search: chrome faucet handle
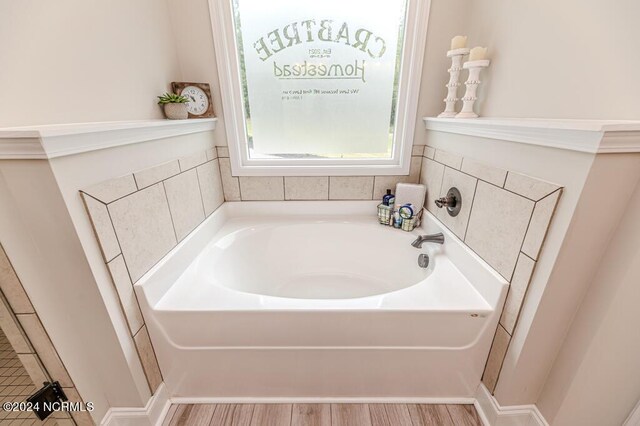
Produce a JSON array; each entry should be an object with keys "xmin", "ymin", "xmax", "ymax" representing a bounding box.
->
[
  {"xmin": 435, "ymin": 195, "xmax": 456, "ymax": 208},
  {"xmin": 434, "ymin": 187, "xmax": 462, "ymax": 217}
]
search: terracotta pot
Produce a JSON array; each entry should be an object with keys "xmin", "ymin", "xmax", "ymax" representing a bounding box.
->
[{"xmin": 163, "ymin": 103, "xmax": 188, "ymax": 120}]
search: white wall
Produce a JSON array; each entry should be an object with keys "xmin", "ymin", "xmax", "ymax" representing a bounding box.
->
[
  {"xmin": 166, "ymin": 0, "xmax": 229, "ymax": 147},
  {"xmin": 413, "ymin": 0, "xmax": 471, "ymax": 144},
  {"xmin": 460, "ymin": 0, "xmax": 640, "ymax": 119},
  {"xmin": 536, "ymin": 181, "xmax": 640, "ymax": 425},
  {"xmin": 0, "ymin": 0, "xmax": 180, "ymax": 127}
]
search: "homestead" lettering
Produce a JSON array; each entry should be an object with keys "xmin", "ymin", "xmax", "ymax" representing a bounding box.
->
[{"xmin": 273, "ymin": 60, "xmax": 366, "ymax": 83}]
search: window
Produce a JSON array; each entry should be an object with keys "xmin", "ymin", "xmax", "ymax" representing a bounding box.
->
[{"xmin": 210, "ymin": 0, "xmax": 429, "ymax": 175}]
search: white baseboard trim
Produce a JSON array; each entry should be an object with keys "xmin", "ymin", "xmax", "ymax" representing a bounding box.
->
[
  {"xmin": 170, "ymin": 396, "xmax": 475, "ymax": 405},
  {"xmin": 474, "ymin": 383, "xmax": 548, "ymax": 426},
  {"xmin": 100, "ymin": 382, "xmax": 550, "ymax": 426},
  {"xmin": 100, "ymin": 383, "xmax": 170, "ymax": 426}
]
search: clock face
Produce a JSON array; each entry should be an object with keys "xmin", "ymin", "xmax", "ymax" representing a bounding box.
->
[{"xmin": 181, "ymin": 86, "xmax": 209, "ymax": 115}]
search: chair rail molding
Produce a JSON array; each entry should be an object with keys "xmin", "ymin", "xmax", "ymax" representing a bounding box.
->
[
  {"xmin": 424, "ymin": 117, "xmax": 640, "ymax": 154},
  {"xmin": 0, "ymin": 118, "xmax": 217, "ymax": 160}
]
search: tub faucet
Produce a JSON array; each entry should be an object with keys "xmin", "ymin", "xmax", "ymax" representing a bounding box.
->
[{"xmin": 411, "ymin": 233, "xmax": 444, "ymax": 248}]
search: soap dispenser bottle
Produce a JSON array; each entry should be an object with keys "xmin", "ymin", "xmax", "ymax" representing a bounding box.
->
[{"xmin": 382, "ymin": 189, "xmax": 395, "ymax": 206}]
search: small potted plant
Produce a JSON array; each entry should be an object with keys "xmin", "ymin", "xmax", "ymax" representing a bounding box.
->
[{"xmin": 158, "ymin": 92, "xmax": 190, "ymax": 119}]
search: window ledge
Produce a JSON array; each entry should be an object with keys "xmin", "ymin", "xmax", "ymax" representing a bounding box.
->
[
  {"xmin": 0, "ymin": 118, "xmax": 217, "ymax": 159},
  {"xmin": 424, "ymin": 117, "xmax": 640, "ymax": 154}
]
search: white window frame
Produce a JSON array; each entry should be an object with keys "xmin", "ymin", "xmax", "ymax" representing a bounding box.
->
[{"xmin": 208, "ymin": 0, "xmax": 431, "ymax": 176}]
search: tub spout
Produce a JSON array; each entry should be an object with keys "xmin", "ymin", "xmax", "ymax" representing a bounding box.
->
[{"xmin": 411, "ymin": 233, "xmax": 444, "ymax": 248}]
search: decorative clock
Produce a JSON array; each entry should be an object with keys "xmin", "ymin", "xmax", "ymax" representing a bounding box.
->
[{"xmin": 171, "ymin": 82, "xmax": 214, "ymax": 118}]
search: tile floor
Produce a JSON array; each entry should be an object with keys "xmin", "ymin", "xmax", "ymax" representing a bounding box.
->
[{"xmin": 0, "ymin": 328, "xmax": 60, "ymax": 425}]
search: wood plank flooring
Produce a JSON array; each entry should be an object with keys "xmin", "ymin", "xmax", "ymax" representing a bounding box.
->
[{"xmin": 164, "ymin": 403, "xmax": 482, "ymax": 426}]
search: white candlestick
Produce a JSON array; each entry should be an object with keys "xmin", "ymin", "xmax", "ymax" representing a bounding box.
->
[
  {"xmin": 438, "ymin": 48, "xmax": 470, "ymax": 118},
  {"xmin": 456, "ymin": 59, "xmax": 491, "ymax": 118},
  {"xmin": 450, "ymin": 35, "xmax": 467, "ymax": 50},
  {"xmin": 469, "ymin": 46, "xmax": 488, "ymax": 61}
]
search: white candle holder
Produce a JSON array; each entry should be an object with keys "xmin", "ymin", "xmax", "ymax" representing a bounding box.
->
[
  {"xmin": 456, "ymin": 59, "xmax": 491, "ymax": 118},
  {"xmin": 438, "ymin": 48, "xmax": 470, "ymax": 118}
]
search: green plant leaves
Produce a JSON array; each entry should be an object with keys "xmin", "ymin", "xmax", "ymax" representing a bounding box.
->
[{"xmin": 157, "ymin": 92, "xmax": 189, "ymax": 104}]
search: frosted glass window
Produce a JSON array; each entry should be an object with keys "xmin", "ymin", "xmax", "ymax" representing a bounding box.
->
[{"xmin": 232, "ymin": 0, "xmax": 407, "ymax": 159}]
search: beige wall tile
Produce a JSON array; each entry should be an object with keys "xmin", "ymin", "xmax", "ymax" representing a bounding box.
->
[
  {"xmin": 178, "ymin": 151, "xmax": 207, "ymax": 171},
  {"xmin": 134, "ymin": 326, "xmax": 162, "ymax": 393},
  {"xmin": 329, "ymin": 177, "xmax": 374, "ymax": 200},
  {"xmin": 410, "ymin": 155, "xmax": 422, "ymax": 182},
  {"xmin": 461, "ymin": 158, "xmax": 508, "ymax": 187},
  {"xmin": 133, "ymin": 160, "xmax": 180, "ymax": 190},
  {"xmin": 373, "ymin": 176, "xmax": 412, "ymax": 201},
  {"xmin": 424, "ymin": 146, "xmax": 436, "ymax": 159},
  {"xmin": 482, "ymin": 325, "xmax": 511, "ymax": 393},
  {"xmin": 500, "ymin": 254, "xmax": 536, "ymax": 334},
  {"xmin": 436, "ymin": 167, "xmax": 478, "ymax": 240},
  {"xmin": 420, "ymin": 158, "xmax": 445, "ymax": 214},
  {"xmin": 16, "ymin": 314, "xmax": 73, "ymax": 387},
  {"xmin": 239, "ymin": 176, "xmax": 285, "ymax": 200},
  {"xmin": 522, "ymin": 190, "xmax": 562, "ymax": 260},
  {"xmin": 107, "ymin": 255, "xmax": 144, "ymax": 335},
  {"xmin": 0, "ymin": 298, "xmax": 31, "ymax": 354},
  {"xmin": 62, "ymin": 387, "xmax": 94, "ymax": 426},
  {"xmin": 504, "ymin": 171, "xmax": 560, "ymax": 201},
  {"xmin": 465, "ymin": 182, "xmax": 534, "ymax": 280},
  {"xmin": 0, "ymin": 245, "xmax": 34, "ymax": 314},
  {"xmin": 284, "ymin": 177, "xmax": 329, "ymax": 200},
  {"xmin": 434, "ymin": 149, "xmax": 463, "ymax": 169},
  {"xmin": 197, "ymin": 160, "xmax": 224, "ymax": 215},
  {"xmin": 164, "ymin": 170, "xmax": 205, "ymax": 241},
  {"xmin": 412, "ymin": 145, "xmax": 425, "ymax": 156},
  {"xmin": 373, "ymin": 157, "xmax": 422, "ymax": 200},
  {"xmin": 216, "ymin": 146, "xmax": 230, "ymax": 158},
  {"xmin": 17, "ymin": 354, "xmax": 48, "ymax": 387},
  {"xmin": 205, "ymin": 148, "xmax": 217, "ymax": 161},
  {"xmin": 218, "ymin": 158, "xmax": 241, "ymax": 201},
  {"xmin": 81, "ymin": 194, "xmax": 120, "ymax": 262},
  {"xmin": 83, "ymin": 174, "xmax": 137, "ymax": 203},
  {"xmin": 108, "ymin": 184, "xmax": 177, "ymax": 282}
]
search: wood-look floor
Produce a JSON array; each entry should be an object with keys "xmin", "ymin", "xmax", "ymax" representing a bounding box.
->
[{"xmin": 163, "ymin": 403, "xmax": 482, "ymax": 426}]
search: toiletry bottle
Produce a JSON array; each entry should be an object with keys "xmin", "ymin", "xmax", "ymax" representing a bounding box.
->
[
  {"xmin": 393, "ymin": 203, "xmax": 403, "ymax": 228},
  {"xmin": 382, "ymin": 189, "xmax": 395, "ymax": 206}
]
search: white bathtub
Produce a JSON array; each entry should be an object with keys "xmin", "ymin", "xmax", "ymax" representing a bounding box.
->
[{"xmin": 135, "ymin": 201, "xmax": 507, "ymax": 402}]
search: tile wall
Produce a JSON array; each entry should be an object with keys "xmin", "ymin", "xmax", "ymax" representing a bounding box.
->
[
  {"xmin": 82, "ymin": 143, "xmax": 561, "ymax": 399},
  {"xmin": 419, "ymin": 147, "xmax": 562, "ymax": 393},
  {"xmin": 81, "ymin": 148, "xmax": 224, "ymax": 396},
  {"xmin": 217, "ymin": 146, "xmax": 425, "ymax": 201},
  {"xmin": 0, "ymin": 244, "xmax": 90, "ymax": 425}
]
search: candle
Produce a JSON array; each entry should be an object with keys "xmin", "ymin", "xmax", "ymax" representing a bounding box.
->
[
  {"xmin": 469, "ymin": 47, "xmax": 488, "ymax": 61},
  {"xmin": 450, "ymin": 35, "xmax": 467, "ymax": 50}
]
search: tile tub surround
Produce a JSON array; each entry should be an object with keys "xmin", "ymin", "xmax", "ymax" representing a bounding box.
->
[
  {"xmin": 0, "ymin": 244, "xmax": 89, "ymax": 426},
  {"xmin": 419, "ymin": 146, "xmax": 562, "ymax": 393},
  {"xmin": 215, "ymin": 146, "xmax": 424, "ymax": 201},
  {"xmin": 81, "ymin": 148, "xmax": 225, "ymax": 396}
]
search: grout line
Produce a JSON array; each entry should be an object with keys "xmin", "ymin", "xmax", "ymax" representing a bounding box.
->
[
  {"xmin": 281, "ymin": 176, "xmax": 285, "ymax": 201},
  {"xmin": 370, "ymin": 176, "xmax": 375, "ymax": 200},
  {"xmin": 193, "ymin": 166, "xmax": 208, "ymax": 218},
  {"xmin": 283, "ymin": 176, "xmax": 289, "ymax": 200},
  {"xmin": 161, "ymin": 182, "xmax": 180, "ymax": 244},
  {"xmin": 132, "ymin": 173, "xmax": 140, "ymax": 191},
  {"xmin": 521, "ymin": 251, "xmax": 536, "ymax": 263},
  {"xmin": 462, "ymin": 178, "xmax": 479, "ymax": 242}
]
